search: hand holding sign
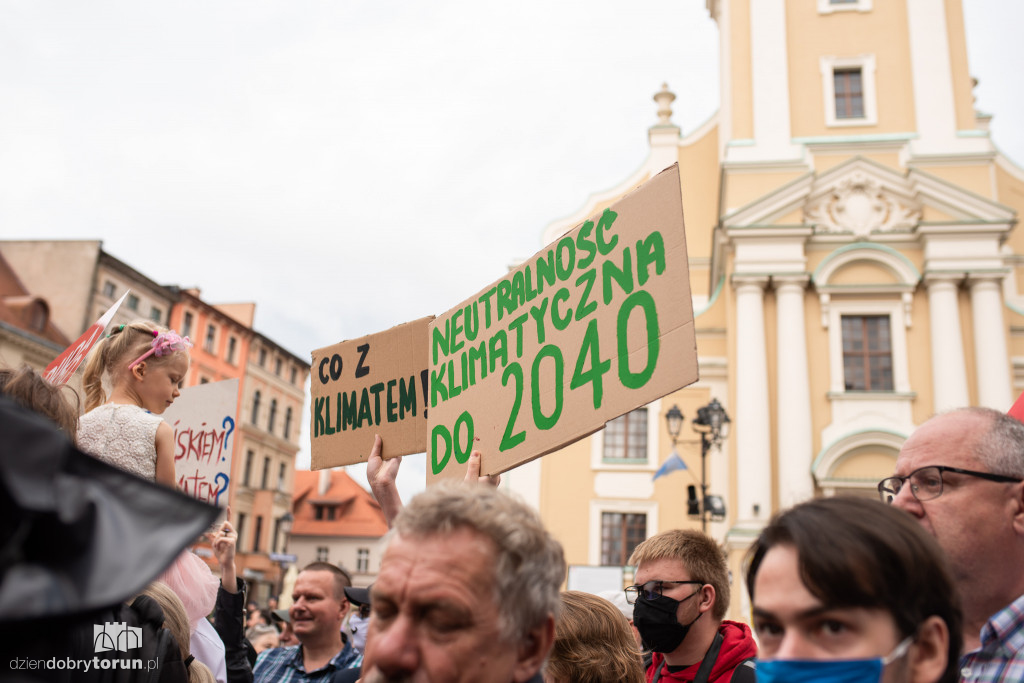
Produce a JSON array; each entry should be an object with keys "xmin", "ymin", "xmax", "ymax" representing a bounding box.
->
[
  {"xmin": 464, "ymin": 450, "xmax": 501, "ymax": 487},
  {"xmin": 367, "ymin": 435, "xmax": 502, "ymax": 527},
  {"xmin": 367, "ymin": 434, "xmax": 404, "ymax": 527}
]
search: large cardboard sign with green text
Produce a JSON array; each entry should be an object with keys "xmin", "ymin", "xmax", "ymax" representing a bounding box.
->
[
  {"xmin": 427, "ymin": 164, "xmax": 697, "ymax": 481},
  {"xmin": 310, "ymin": 317, "xmax": 432, "ymax": 469}
]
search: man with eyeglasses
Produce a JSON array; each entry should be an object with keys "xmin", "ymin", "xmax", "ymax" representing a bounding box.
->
[
  {"xmin": 625, "ymin": 529, "xmax": 756, "ymax": 682},
  {"xmin": 878, "ymin": 407, "xmax": 1024, "ymax": 682}
]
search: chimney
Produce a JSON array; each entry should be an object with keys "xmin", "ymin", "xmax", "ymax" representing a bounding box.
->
[{"xmin": 318, "ymin": 468, "xmax": 331, "ymax": 496}]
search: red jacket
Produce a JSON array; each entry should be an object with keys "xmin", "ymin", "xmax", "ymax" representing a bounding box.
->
[{"xmin": 645, "ymin": 620, "xmax": 757, "ymax": 683}]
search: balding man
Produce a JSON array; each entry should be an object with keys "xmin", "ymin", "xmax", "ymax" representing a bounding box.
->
[
  {"xmin": 254, "ymin": 562, "xmax": 360, "ymax": 682},
  {"xmin": 360, "ymin": 481, "xmax": 565, "ymax": 683},
  {"xmin": 879, "ymin": 407, "xmax": 1024, "ymax": 682}
]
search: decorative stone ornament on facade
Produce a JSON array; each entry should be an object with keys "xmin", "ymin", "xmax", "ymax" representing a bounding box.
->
[
  {"xmin": 804, "ymin": 171, "xmax": 921, "ymax": 236},
  {"xmin": 653, "ymin": 83, "xmax": 676, "ymax": 125}
]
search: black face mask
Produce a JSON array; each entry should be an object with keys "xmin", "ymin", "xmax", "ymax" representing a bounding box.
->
[{"xmin": 633, "ymin": 589, "xmax": 702, "ymax": 653}]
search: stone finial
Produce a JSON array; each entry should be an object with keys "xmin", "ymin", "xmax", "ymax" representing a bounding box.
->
[{"xmin": 653, "ymin": 83, "xmax": 676, "ymax": 125}]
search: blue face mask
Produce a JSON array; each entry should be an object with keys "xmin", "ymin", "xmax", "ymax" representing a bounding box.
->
[{"xmin": 755, "ymin": 636, "xmax": 913, "ymax": 683}]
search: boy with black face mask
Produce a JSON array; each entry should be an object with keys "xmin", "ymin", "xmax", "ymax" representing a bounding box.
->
[{"xmin": 626, "ymin": 530, "xmax": 756, "ymax": 683}]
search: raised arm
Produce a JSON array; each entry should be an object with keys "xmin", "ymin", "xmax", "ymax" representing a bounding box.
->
[
  {"xmin": 368, "ymin": 436, "xmax": 501, "ymax": 529},
  {"xmin": 212, "ymin": 516, "xmax": 238, "ymax": 592},
  {"xmin": 367, "ymin": 434, "xmax": 404, "ymax": 528},
  {"xmin": 211, "ymin": 515, "xmax": 253, "ymax": 683}
]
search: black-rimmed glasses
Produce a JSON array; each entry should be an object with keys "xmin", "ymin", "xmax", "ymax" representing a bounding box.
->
[
  {"xmin": 878, "ymin": 465, "xmax": 1022, "ymax": 504},
  {"xmin": 624, "ymin": 580, "xmax": 703, "ymax": 605}
]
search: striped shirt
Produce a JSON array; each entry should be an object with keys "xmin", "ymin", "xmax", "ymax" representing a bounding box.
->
[{"xmin": 959, "ymin": 593, "xmax": 1024, "ymax": 683}]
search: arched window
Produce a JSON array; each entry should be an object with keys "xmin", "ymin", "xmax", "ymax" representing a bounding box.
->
[{"xmin": 251, "ymin": 390, "xmax": 261, "ymax": 425}]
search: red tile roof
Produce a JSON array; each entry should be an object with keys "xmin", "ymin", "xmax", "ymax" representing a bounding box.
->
[
  {"xmin": 0, "ymin": 253, "xmax": 71, "ymax": 348},
  {"xmin": 291, "ymin": 469, "xmax": 388, "ymax": 538}
]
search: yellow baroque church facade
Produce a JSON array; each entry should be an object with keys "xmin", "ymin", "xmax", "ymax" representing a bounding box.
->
[{"xmin": 502, "ymin": 0, "xmax": 1024, "ymax": 621}]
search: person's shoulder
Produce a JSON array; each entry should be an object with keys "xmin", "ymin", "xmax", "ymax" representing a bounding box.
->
[
  {"xmin": 192, "ymin": 617, "xmax": 226, "ymax": 651},
  {"xmin": 720, "ymin": 619, "xmax": 755, "ymax": 644},
  {"xmin": 255, "ymin": 644, "xmax": 300, "ymax": 670},
  {"xmin": 331, "ymin": 668, "xmax": 361, "ymax": 683},
  {"xmin": 331, "ymin": 641, "xmax": 361, "ymax": 669},
  {"xmin": 77, "ymin": 403, "xmax": 111, "ymax": 426},
  {"xmin": 714, "ymin": 621, "xmax": 758, "ymax": 676}
]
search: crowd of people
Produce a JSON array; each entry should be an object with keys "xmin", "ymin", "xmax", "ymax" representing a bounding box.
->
[{"xmin": 2, "ymin": 319, "xmax": 1024, "ymax": 682}]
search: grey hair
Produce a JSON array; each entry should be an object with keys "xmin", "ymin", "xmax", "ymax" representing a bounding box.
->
[
  {"xmin": 391, "ymin": 481, "xmax": 565, "ymax": 644},
  {"xmin": 958, "ymin": 406, "xmax": 1024, "ymax": 477}
]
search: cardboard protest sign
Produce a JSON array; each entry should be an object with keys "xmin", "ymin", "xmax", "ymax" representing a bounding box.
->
[
  {"xmin": 44, "ymin": 291, "xmax": 130, "ymax": 386},
  {"xmin": 162, "ymin": 378, "xmax": 239, "ymax": 506},
  {"xmin": 427, "ymin": 164, "xmax": 697, "ymax": 481},
  {"xmin": 310, "ymin": 317, "xmax": 432, "ymax": 469}
]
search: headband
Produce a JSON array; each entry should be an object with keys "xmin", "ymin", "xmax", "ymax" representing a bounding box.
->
[{"xmin": 128, "ymin": 330, "xmax": 194, "ymax": 369}]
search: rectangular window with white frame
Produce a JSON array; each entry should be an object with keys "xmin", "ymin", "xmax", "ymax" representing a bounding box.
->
[
  {"xmin": 825, "ymin": 299, "xmax": 910, "ymax": 395},
  {"xmin": 821, "ymin": 55, "xmax": 877, "ymax": 127},
  {"xmin": 834, "ymin": 68, "xmax": 864, "ymax": 119},
  {"xmin": 841, "ymin": 314, "xmax": 893, "ymax": 391},
  {"xmin": 357, "ymin": 548, "xmax": 370, "ymax": 573},
  {"xmin": 316, "ymin": 546, "xmax": 329, "ymax": 562},
  {"xmin": 602, "ymin": 408, "xmax": 649, "ymax": 462},
  {"xmin": 600, "ymin": 512, "xmax": 647, "ymax": 566}
]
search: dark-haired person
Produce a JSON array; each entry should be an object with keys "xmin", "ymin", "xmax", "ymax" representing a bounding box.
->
[
  {"xmin": 746, "ymin": 496, "xmax": 961, "ymax": 683},
  {"xmin": 254, "ymin": 562, "xmax": 359, "ymax": 683},
  {"xmin": 627, "ymin": 529, "xmax": 756, "ymax": 682},
  {"xmin": 880, "ymin": 407, "xmax": 1024, "ymax": 681},
  {"xmin": 342, "ymin": 584, "xmax": 372, "ymax": 655}
]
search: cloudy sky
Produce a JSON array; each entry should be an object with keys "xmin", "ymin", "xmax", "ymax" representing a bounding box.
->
[{"xmin": 3, "ymin": 1, "xmax": 1022, "ymax": 500}]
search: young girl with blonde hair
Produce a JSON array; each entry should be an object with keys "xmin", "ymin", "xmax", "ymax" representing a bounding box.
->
[
  {"xmin": 78, "ymin": 320, "xmax": 190, "ymax": 485},
  {"xmin": 77, "ymin": 320, "xmax": 220, "ymax": 632}
]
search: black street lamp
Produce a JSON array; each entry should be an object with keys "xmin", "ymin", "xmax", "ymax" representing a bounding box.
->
[
  {"xmin": 664, "ymin": 399, "xmax": 731, "ymax": 532},
  {"xmin": 665, "ymin": 405, "xmax": 684, "ymax": 445}
]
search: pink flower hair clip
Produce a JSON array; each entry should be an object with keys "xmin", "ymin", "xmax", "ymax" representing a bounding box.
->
[{"xmin": 129, "ymin": 329, "xmax": 194, "ymax": 369}]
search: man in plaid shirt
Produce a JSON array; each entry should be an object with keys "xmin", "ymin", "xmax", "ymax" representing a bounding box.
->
[
  {"xmin": 881, "ymin": 408, "xmax": 1024, "ymax": 682},
  {"xmin": 254, "ymin": 562, "xmax": 361, "ymax": 682}
]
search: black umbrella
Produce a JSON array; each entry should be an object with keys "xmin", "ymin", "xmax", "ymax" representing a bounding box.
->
[{"xmin": 0, "ymin": 396, "xmax": 221, "ymax": 622}]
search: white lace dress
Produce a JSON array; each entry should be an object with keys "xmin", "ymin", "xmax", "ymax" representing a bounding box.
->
[
  {"xmin": 77, "ymin": 403, "xmax": 162, "ymax": 481},
  {"xmin": 77, "ymin": 402, "xmax": 220, "ymax": 630}
]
